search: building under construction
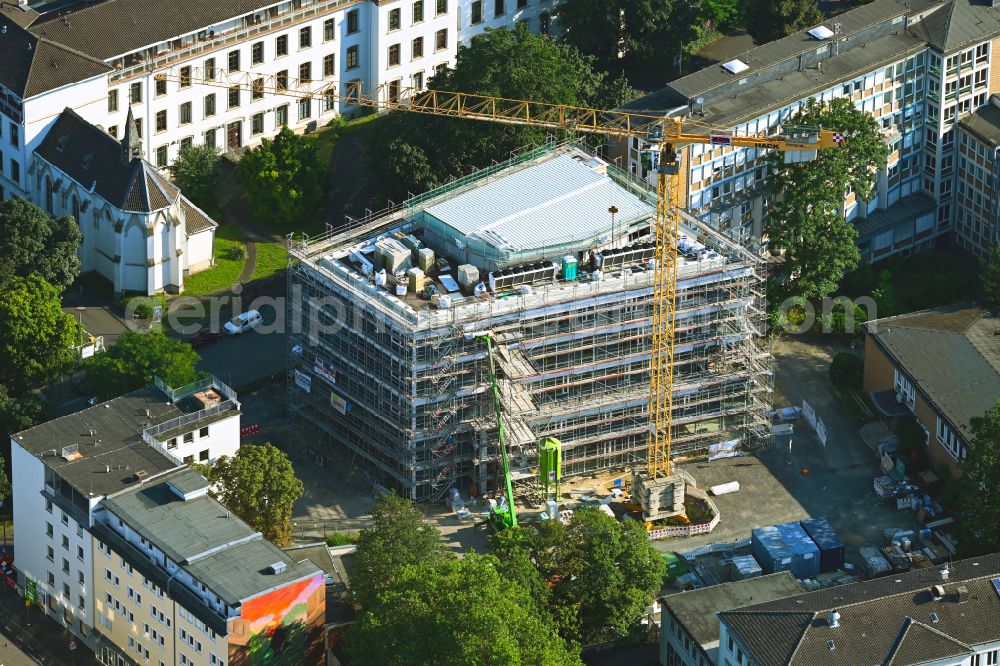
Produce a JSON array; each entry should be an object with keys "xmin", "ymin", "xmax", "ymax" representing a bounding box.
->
[{"xmin": 286, "ymin": 142, "xmax": 772, "ymax": 502}]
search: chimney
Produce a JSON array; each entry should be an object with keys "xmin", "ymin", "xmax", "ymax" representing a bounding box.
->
[
  {"xmin": 941, "ymin": 565, "xmax": 950, "ymax": 581},
  {"xmin": 931, "ymin": 585, "xmax": 946, "ymax": 600},
  {"xmin": 956, "ymin": 585, "xmax": 969, "ymax": 603},
  {"xmin": 827, "ymin": 610, "xmax": 840, "ymax": 628}
]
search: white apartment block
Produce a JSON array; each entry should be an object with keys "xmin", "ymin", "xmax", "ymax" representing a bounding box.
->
[
  {"xmin": 618, "ymin": 0, "xmax": 1000, "ymax": 261},
  {"xmin": 9, "ymin": 376, "xmax": 241, "ymax": 649}
]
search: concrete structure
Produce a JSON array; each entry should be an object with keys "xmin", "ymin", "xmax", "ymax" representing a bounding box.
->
[
  {"xmin": 286, "ymin": 142, "xmax": 772, "ymax": 501},
  {"xmin": 862, "ymin": 304, "xmax": 1000, "ymax": 476},
  {"xmin": 955, "ymin": 94, "xmax": 1000, "ymax": 258},
  {"xmin": 718, "ymin": 553, "xmax": 1000, "ymax": 666},
  {"xmin": 660, "ymin": 572, "xmax": 803, "ymax": 666},
  {"xmin": 9, "ymin": 376, "xmax": 240, "ymax": 651},
  {"xmin": 616, "ymin": 0, "xmax": 1000, "ymax": 261}
]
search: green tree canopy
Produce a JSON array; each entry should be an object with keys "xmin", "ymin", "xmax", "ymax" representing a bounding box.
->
[
  {"xmin": 981, "ymin": 245, "xmax": 1000, "ymax": 309},
  {"xmin": 744, "ymin": 0, "xmax": 823, "ymax": 44},
  {"xmin": 369, "ymin": 26, "xmax": 619, "ymax": 202},
  {"xmin": 955, "ymin": 400, "xmax": 1000, "ymax": 555},
  {"xmin": 0, "ymin": 198, "xmax": 82, "ymax": 292},
  {"xmin": 350, "ymin": 492, "xmax": 445, "ymax": 610},
  {"xmin": 203, "ymin": 443, "xmax": 304, "ymax": 547},
  {"xmin": 765, "ymin": 98, "xmax": 889, "ymax": 307},
  {"xmin": 0, "ymin": 276, "xmax": 82, "ymax": 390},
  {"xmin": 169, "ymin": 145, "xmax": 221, "ymax": 218},
  {"xmin": 345, "ymin": 553, "xmax": 582, "ymax": 666},
  {"xmin": 85, "ymin": 331, "xmax": 202, "ymax": 400},
  {"xmin": 235, "ymin": 127, "xmax": 329, "ymax": 225}
]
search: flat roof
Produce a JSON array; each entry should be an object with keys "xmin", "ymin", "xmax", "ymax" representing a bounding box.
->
[
  {"xmin": 662, "ymin": 572, "xmax": 804, "ymax": 648},
  {"xmin": 854, "ymin": 192, "xmax": 937, "ymax": 239},
  {"xmin": 959, "ymin": 102, "xmax": 1000, "ymax": 148},
  {"xmin": 422, "ymin": 152, "xmax": 653, "ymax": 255}
]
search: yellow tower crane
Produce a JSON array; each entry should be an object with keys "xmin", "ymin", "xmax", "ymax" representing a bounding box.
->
[{"xmin": 154, "ymin": 71, "xmax": 845, "ymax": 515}]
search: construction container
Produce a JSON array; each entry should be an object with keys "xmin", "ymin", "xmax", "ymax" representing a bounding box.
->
[
  {"xmin": 800, "ymin": 517, "xmax": 846, "ymax": 573},
  {"xmin": 456, "ymin": 264, "xmax": 480, "ymax": 290},
  {"xmin": 377, "ymin": 239, "xmax": 411, "ymax": 273},
  {"xmin": 539, "ymin": 437, "xmax": 561, "ymax": 496},
  {"xmin": 661, "ymin": 552, "xmax": 690, "ymax": 582},
  {"xmin": 752, "ymin": 523, "xmax": 820, "ymax": 578},
  {"xmin": 417, "ymin": 247, "xmax": 436, "ymax": 273},
  {"xmin": 730, "ymin": 554, "xmax": 762, "ymax": 580},
  {"xmin": 562, "ymin": 255, "xmax": 578, "ymax": 281}
]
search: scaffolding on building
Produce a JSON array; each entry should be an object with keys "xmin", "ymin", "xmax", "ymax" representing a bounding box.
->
[{"xmin": 285, "ymin": 141, "xmax": 773, "ymax": 502}]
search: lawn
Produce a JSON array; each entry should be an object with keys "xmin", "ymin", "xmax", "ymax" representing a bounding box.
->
[
  {"xmin": 251, "ymin": 241, "xmax": 289, "ymax": 281},
  {"xmin": 310, "ymin": 111, "xmax": 382, "ymax": 164},
  {"xmin": 182, "ymin": 225, "xmax": 246, "ymax": 296}
]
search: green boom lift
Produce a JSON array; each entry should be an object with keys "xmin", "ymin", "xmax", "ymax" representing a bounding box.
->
[{"xmin": 478, "ymin": 334, "xmax": 518, "ymax": 532}]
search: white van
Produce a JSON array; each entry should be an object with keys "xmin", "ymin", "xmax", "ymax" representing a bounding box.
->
[{"xmin": 224, "ymin": 309, "xmax": 262, "ymax": 335}]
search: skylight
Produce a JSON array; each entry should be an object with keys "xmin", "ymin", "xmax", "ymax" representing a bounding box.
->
[
  {"xmin": 722, "ymin": 59, "xmax": 749, "ymax": 75},
  {"xmin": 808, "ymin": 26, "xmax": 835, "ymax": 40}
]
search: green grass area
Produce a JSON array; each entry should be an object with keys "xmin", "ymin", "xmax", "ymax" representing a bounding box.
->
[
  {"xmin": 251, "ymin": 242, "xmax": 289, "ymax": 281},
  {"xmin": 181, "ymin": 225, "xmax": 246, "ymax": 296},
  {"xmin": 310, "ymin": 112, "xmax": 382, "ymax": 164}
]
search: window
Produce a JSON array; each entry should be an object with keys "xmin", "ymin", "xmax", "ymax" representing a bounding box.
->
[
  {"xmin": 205, "ymin": 58, "xmax": 216, "ymax": 80},
  {"xmin": 46, "ymin": 522, "xmax": 54, "ymax": 537},
  {"xmin": 135, "ymin": 119, "xmax": 143, "ymax": 138},
  {"xmin": 180, "ymin": 102, "xmax": 192, "ymax": 124},
  {"xmin": 228, "ymin": 86, "xmax": 240, "ymax": 109},
  {"xmin": 63, "ymin": 583, "xmax": 70, "ymax": 597},
  {"xmin": 62, "ymin": 535, "xmax": 69, "ymax": 550},
  {"xmin": 437, "ymin": 0, "xmax": 447, "ymax": 15},
  {"xmin": 893, "ymin": 369, "xmax": 915, "ymax": 411},
  {"xmin": 298, "ymin": 97, "xmax": 312, "ymax": 120},
  {"xmin": 62, "ymin": 558, "xmax": 70, "ymax": 574},
  {"xmin": 494, "ymin": 0, "xmax": 504, "ymax": 17},
  {"xmin": 204, "ymin": 93, "xmax": 216, "ymax": 117},
  {"xmin": 347, "ymin": 9, "xmax": 359, "ymax": 33},
  {"xmin": 77, "ymin": 545, "xmax": 84, "ymax": 561},
  {"xmin": 300, "ymin": 26, "xmax": 312, "ymax": 49},
  {"xmin": 205, "ymin": 128, "xmax": 217, "ymax": 149},
  {"xmin": 252, "ymin": 113, "xmax": 264, "ymax": 135},
  {"xmin": 412, "ymin": 36, "xmax": 423, "ymax": 59},
  {"xmin": 47, "ymin": 571, "xmax": 55, "ymax": 586},
  {"xmin": 539, "ymin": 11, "xmax": 550, "ymax": 34},
  {"xmin": 471, "ymin": 0, "xmax": 483, "ymax": 24},
  {"xmin": 108, "ymin": 89, "xmax": 119, "ymax": 112},
  {"xmin": 299, "ymin": 61, "xmax": 312, "ymax": 83},
  {"xmin": 435, "ymin": 29, "xmax": 447, "ymax": 51},
  {"xmin": 156, "ymin": 146, "xmax": 168, "ymax": 167},
  {"xmin": 199, "ymin": 426, "xmax": 209, "ymax": 438},
  {"xmin": 130, "ymin": 82, "xmax": 143, "ymax": 104},
  {"xmin": 60, "ymin": 512, "xmax": 68, "ymax": 526},
  {"xmin": 412, "ymin": 71, "xmax": 424, "ymax": 89},
  {"xmin": 9, "ymin": 160, "xmax": 18, "ymax": 185},
  {"xmin": 183, "ymin": 455, "xmax": 194, "ymax": 464},
  {"xmin": 179, "ymin": 65, "xmax": 191, "ymax": 88},
  {"xmin": 252, "ymin": 77, "xmax": 264, "ymax": 100},
  {"xmin": 323, "ymin": 89, "xmax": 337, "ymax": 112},
  {"xmin": 937, "ymin": 417, "xmax": 966, "ymax": 460},
  {"xmin": 324, "ymin": 18, "xmax": 335, "ymax": 41},
  {"xmin": 251, "ymin": 41, "xmax": 264, "ymax": 65},
  {"xmin": 183, "ymin": 432, "xmax": 194, "ymax": 444},
  {"xmin": 388, "ymin": 44, "xmax": 401, "ymax": 67},
  {"xmin": 47, "ymin": 545, "xmax": 54, "ymax": 562},
  {"xmin": 276, "ymin": 70, "xmax": 289, "ymax": 91},
  {"xmin": 228, "ymin": 49, "xmax": 240, "ymax": 72},
  {"xmin": 323, "ymin": 54, "xmax": 335, "ymax": 77},
  {"xmin": 347, "ymin": 45, "xmax": 359, "ymax": 69},
  {"xmin": 276, "ymin": 34, "xmax": 288, "ymax": 57},
  {"xmin": 389, "ymin": 8, "xmax": 401, "ymax": 30},
  {"xmin": 155, "ymin": 110, "xmax": 167, "ymax": 132},
  {"xmin": 413, "ymin": 0, "xmax": 424, "ymax": 22},
  {"xmin": 276, "ymin": 104, "xmax": 289, "ymax": 127},
  {"xmin": 154, "ymin": 77, "xmax": 167, "ymax": 97}
]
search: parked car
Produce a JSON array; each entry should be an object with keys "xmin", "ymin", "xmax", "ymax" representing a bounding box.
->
[
  {"xmin": 189, "ymin": 329, "xmax": 224, "ymax": 348},
  {"xmin": 224, "ymin": 309, "xmax": 262, "ymax": 335}
]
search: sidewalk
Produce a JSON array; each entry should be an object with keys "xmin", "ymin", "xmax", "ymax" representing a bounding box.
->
[{"xmin": 0, "ymin": 587, "xmax": 99, "ymax": 665}]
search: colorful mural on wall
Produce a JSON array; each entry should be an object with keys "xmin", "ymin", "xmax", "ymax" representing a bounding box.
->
[{"xmin": 228, "ymin": 573, "xmax": 325, "ymax": 666}]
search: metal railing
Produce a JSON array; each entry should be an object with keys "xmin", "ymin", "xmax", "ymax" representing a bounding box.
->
[
  {"xmin": 154, "ymin": 375, "xmax": 238, "ymax": 403},
  {"xmin": 143, "ymin": 400, "xmax": 238, "ymax": 442}
]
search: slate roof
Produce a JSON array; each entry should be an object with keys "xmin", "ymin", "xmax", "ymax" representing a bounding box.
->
[
  {"xmin": 865, "ymin": 304, "xmax": 1000, "ymax": 441},
  {"xmin": 908, "ymin": 0, "xmax": 1000, "ymax": 53},
  {"xmin": 959, "ymin": 101, "xmax": 1000, "ymax": 148},
  {"xmin": 0, "ymin": 12, "xmax": 110, "ymax": 98},
  {"xmin": 29, "ymin": 0, "xmax": 292, "ymax": 61},
  {"xmin": 180, "ymin": 197, "xmax": 218, "ymax": 235},
  {"xmin": 34, "ymin": 107, "xmax": 181, "ymax": 213},
  {"xmin": 720, "ymin": 553, "xmax": 1000, "ymax": 666}
]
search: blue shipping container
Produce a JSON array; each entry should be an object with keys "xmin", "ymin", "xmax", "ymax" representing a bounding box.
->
[
  {"xmin": 751, "ymin": 524, "xmax": 821, "ymax": 579},
  {"xmin": 800, "ymin": 517, "xmax": 846, "ymax": 573}
]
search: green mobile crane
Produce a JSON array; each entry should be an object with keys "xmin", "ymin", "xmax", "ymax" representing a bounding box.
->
[{"xmin": 477, "ymin": 334, "xmax": 518, "ymax": 532}]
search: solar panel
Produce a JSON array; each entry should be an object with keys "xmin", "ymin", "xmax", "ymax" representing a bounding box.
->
[{"xmin": 991, "ymin": 577, "xmax": 1000, "ymax": 597}]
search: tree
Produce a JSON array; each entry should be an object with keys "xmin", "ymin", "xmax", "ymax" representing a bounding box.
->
[
  {"xmin": 828, "ymin": 352, "xmax": 863, "ymax": 390},
  {"xmin": 350, "ymin": 492, "xmax": 445, "ymax": 609},
  {"xmin": 0, "ymin": 276, "xmax": 81, "ymax": 390},
  {"xmin": 204, "ymin": 443, "xmax": 304, "ymax": 547},
  {"xmin": 744, "ymin": 0, "xmax": 823, "ymax": 45},
  {"xmin": 345, "ymin": 553, "xmax": 582, "ymax": 666},
  {"xmin": 235, "ymin": 127, "xmax": 328, "ymax": 225},
  {"xmin": 982, "ymin": 245, "xmax": 1000, "ymax": 309},
  {"xmin": 765, "ymin": 98, "xmax": 889, "ymax": 307},
  {"xmin": 0, "ymin": 198, "xmax": 82, "ymax": 292},
  {"xmin": 369, "ymin": 26, "xmax": 616, "ymax": 201},
  {"xmin": 955, "ymin": 400, "xmax": 1000, "ymax": 555},
  {"xmin": 0, "ymin": 387, "xmax": 41, "ymax": 507},
  {"xmin": 557, "ymin": 0, "xmax": 623, "ymax": 71},
  {"xmin": 85, "ymin": 331, "xmax": 202, "ymax": 400},
  {"xmin": 169, "ymin": 145, "xmax": 221, "ymax": 218}
]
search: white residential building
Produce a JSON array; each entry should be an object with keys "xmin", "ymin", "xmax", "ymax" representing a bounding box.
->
[{"xmin": 9, "ymin": 376, "xmax": 241, "ymax": 649}]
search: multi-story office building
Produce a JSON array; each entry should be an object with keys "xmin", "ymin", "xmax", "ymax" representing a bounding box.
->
[
  {"xmin": 9, "ymin": 376, "xmax": 241, "ymax": 650},
  {"xmin": 617, "ymin": 0, "xmax": 1000, "ymax": 261},
  {"xmin": 955, "ymin": 95, "xmax": 1000, "ymax": 257}
]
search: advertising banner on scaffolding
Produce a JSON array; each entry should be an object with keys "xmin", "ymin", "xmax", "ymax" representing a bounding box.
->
[
  {"xmin": 294, "ymin": 370, "xmax": 312, "ymax": 393},
  {"xmin": 816, "ymin": 417, "xmax": 828, "ymax": 447},
  {"xmin": 708, "ymin": 438, "xmax": 741, "ymax": 461},
  {"xmin": 313, "ymin": 358, "xmax": 336, "ymax": 385},
  {"xmin": 802, "ymin": 399, "xmax": 817, "ymax": 429},
  {"xmin": 330, "ymin": 391, "xmax": 348, "ymax": 415}
]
